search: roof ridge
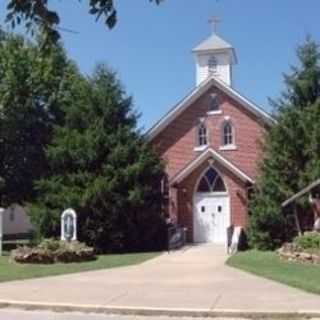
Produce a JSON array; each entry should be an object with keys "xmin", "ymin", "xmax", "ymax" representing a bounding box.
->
[{"xmin": 147, "ymin": 76, "xmax": 274, "ymax": 141}]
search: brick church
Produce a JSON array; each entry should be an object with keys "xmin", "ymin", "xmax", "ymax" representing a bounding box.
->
[{"xmin": 147, "ymin": 29, "xmax": 274, "ymax": 245}]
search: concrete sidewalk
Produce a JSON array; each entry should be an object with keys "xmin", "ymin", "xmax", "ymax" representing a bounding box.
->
[{"xmin": 0, "ymin": 245, "xmax": 319, "ymax": 314}]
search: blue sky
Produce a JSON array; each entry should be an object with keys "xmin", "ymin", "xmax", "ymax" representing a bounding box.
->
[{"xmin": 1, "ymin": 1, "xmax": 320, "ymax": 130}]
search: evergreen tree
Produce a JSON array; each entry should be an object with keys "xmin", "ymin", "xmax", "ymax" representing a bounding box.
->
[
  {"xmin": 0, "ymin": 32, "xmax": 77, "ymax": 206},
  {"xmin": 31, "ymin": 64, "xmax": 166, "ymax": 252},
  {"xmin": 249, "ymin": 37, "xmax": 320, "ymax": 250}
]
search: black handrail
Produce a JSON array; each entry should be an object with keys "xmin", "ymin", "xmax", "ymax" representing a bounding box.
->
[{"xmin": 167, "ymin": 225, "xmax": 187, "ymax": 251}]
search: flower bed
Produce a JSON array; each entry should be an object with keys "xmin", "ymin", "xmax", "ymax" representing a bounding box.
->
[
  {"xmin": 277, "ymin": 232, "xmax": 320, "ymax": 264},
  {"xmin": 11, "ymin": 239, "xmax": 96, "ymax": 264}
]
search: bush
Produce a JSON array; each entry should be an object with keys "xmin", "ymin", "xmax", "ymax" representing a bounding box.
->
[
  {"xmin": 11, "ymin": 239, "xmax": 96, "ymax": 264},
  {"xmin": 54, "ymin": 241, "xmax": 96, "ymax": 263},
  {"xmin": 11, "ymin": 246, "xmax": 55, "ymax": 264},
  {"xmin": 248, "ymin": 197, "xmax": 290, "ymax": 250},
  {"xmin": 38, "ymin": 238, "xmax": 61, "ymax": 251},
  {"xmin": 294, "ymin": 233, "xmax": 320, "ymax": 250}
]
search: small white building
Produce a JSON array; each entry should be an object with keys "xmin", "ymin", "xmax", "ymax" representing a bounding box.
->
[{"xmin": 2, "ymin": 205, "xmax": 34, "ymax": 237}]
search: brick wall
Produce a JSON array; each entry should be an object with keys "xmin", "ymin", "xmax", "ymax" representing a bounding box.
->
[{"xmin": 151, "ymin": 84, "xmax": 266, "ymax": 241}]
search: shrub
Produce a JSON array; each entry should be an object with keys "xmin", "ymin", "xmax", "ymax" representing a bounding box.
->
[
  {"xmin": 248, "ymin": 196, "xmax": 291, "ymax": 250},
  {"xmin": 38, "ymin": 238, "xmax": 61, "ymax": 251},
  {"xmin": 294, "ymin": 233, "xmax": 320, "ymax": 250},
  {"xmin": 11, "ymin": 246, "xmax": 54, "ymax": 264},
  {"xmin": 55, "ymin": 241, "xmax": 96, "ymax": 263},
  {"xmin": 11, "ymin": 239, "xmax": 96, "ymax": 264}
]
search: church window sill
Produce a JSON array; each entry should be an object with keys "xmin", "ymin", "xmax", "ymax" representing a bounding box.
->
[
  {"xmin": 207, "ymin": 110, "xmax": 223, "ymax": 116},
  {"xmin": 194, "ymin": 145, "xmax": 208, "ymax": 152},
  {"xmin": 219, "ymin": 145, "xmax": 237, "ymax": 151}
]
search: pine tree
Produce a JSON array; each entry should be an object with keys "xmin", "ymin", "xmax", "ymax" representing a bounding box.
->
[
  {"xmin": 249, "ymin": 37, "xmax": 320, "ymax": 250},
  {"xmin": 31, "ymin": 64, "xmax": 166, "ymax": 252}
]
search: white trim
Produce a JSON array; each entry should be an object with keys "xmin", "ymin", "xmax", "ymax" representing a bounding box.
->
[
  {"xmin": 193, "ymin": 166, "xmax": 229, "ymax": 195},
  {"xmin": 197, "ymin": 191, "xmax": 229, "ymax": 197},
  {"xmin": 219, "ymin": 145, "xmax": 237, "ymax": 151},
  {"xmin": 147, "ymin": 76, "xmax": 275, "ymax": 141},
  {"xmin": 194, "ymin": 145, "xmax": 208, "ymax": 152},
  {"xmin": 171, "ymin": 148, "xmax": 254, "ymax": 185},
  {"xmin": 147, "ymin": 77, "xmax": 212, "ymax": 141},
  {"xmin": 207, "ymin": 110, "xmax": 223, "ymax": 116}
]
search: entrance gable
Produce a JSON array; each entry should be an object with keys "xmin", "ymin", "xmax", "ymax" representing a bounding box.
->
[{"xmin": 171, "ymin": 148, "xmax": 254, "ymax": 186}]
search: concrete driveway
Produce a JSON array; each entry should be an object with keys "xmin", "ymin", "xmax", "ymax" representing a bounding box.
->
[{"xmin": 0, "ymin": 244, "xmax": 319, "ymax": 312}]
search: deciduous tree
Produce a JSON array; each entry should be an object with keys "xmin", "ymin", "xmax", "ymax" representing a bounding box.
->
[
  {"xmin": 5, "ymin": 0, "xmax": 163, "ymax": 42},
  {"xmin": 0, "ymin": 31, "xmax": 78, "ymax": 206}
]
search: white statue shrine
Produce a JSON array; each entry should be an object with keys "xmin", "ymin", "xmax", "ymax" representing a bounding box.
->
[{"xmin": 61, "ymin": 208, "xmax": 77, "ymax": 241}]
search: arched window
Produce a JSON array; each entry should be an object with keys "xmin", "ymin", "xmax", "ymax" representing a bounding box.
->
[
  {"xmin": 198, "ymin": 122, "xmax": 208, "ymax": 147},
  {"xmin": 208, "ymin": 56, "xmax": 218, "ymax": 74},
  {"xmin": 223, "ymin": 121, "xmax": 234, "ymax": 146},
  {"xmin": 208, "ymin": 93, "xmax": 220, "ymax": 112},
  {"xmin": 197, "ymin": 168, "xmax": 226, "ymax": 193}
]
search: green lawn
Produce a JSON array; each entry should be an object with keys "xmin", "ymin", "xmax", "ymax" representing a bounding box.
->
[
  {"xmin": 0, "ymin": 252, "xmax": 159, "ymax": 283},
  {"xmin": 227, "ymin": 250, "xmax": 320, "ymax": 295}
]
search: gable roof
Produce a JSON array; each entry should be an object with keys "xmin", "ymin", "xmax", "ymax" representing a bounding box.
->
[
  {"xmin": 193, "ymin": 34, "xmax": 233, "ymax": 52},
  {"xmin": 192, "ymin": 34, "xmax": 237, "ymax": 64},
  {"xmin": 170, "ymin": 148, "xmax": 254, "ymax": 185},
  {"xmin": 147, "ymin": 75, "xmax": 275, "ymax": 141}
]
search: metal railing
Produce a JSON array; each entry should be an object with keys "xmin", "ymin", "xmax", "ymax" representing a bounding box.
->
[{"xmin": 167, "ymin": 225, "xmax": 187, "ymax": 251}]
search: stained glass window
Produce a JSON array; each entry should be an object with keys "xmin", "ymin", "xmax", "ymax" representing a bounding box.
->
[{"xmin": 197, "ymin": 168, "xmax": 226, "ymax": 193}]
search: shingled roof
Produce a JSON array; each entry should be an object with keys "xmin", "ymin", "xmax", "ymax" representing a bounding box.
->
[{"xmin": 192, "ymin": 33, "xmax": 237, "ymax": 63}]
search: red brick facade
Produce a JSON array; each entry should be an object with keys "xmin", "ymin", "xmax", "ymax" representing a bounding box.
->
[{"xmin": 151, "ymin": 83, "xmax": 266, "ymax": 242}]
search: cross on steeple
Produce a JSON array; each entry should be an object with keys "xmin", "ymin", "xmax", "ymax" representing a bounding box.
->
[{"xmin": 208, "ymin": 16, "xmax": 221, "ymax": 34}]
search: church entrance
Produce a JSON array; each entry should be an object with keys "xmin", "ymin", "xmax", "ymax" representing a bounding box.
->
[{"xmin": 193, "ymin": 167, "xmax": 230, "ymax": 244}]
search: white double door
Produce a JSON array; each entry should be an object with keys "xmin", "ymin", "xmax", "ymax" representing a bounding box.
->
[{"xmin": 194, "ymin": 193, "xmax": 230, "ymax": 244}]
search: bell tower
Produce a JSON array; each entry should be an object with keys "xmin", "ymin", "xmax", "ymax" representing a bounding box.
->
[{"xmin": 192, "ymin": 18, "xmax": 237, "ymax": 87}]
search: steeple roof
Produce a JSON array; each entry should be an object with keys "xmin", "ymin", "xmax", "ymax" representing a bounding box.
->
[{"xmin": 192, "ymin": 33, "xmax": 237, "ymax": 63}]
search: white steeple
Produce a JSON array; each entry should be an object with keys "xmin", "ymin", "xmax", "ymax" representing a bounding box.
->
[{"xmin": 192, "ymin": 22, "xmax": 237, "ymax": 87}]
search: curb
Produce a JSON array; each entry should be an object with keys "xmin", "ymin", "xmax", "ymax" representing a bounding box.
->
[{"xmin": 0, "ymin": 300, "xmax": 319, "ymax": 319}]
